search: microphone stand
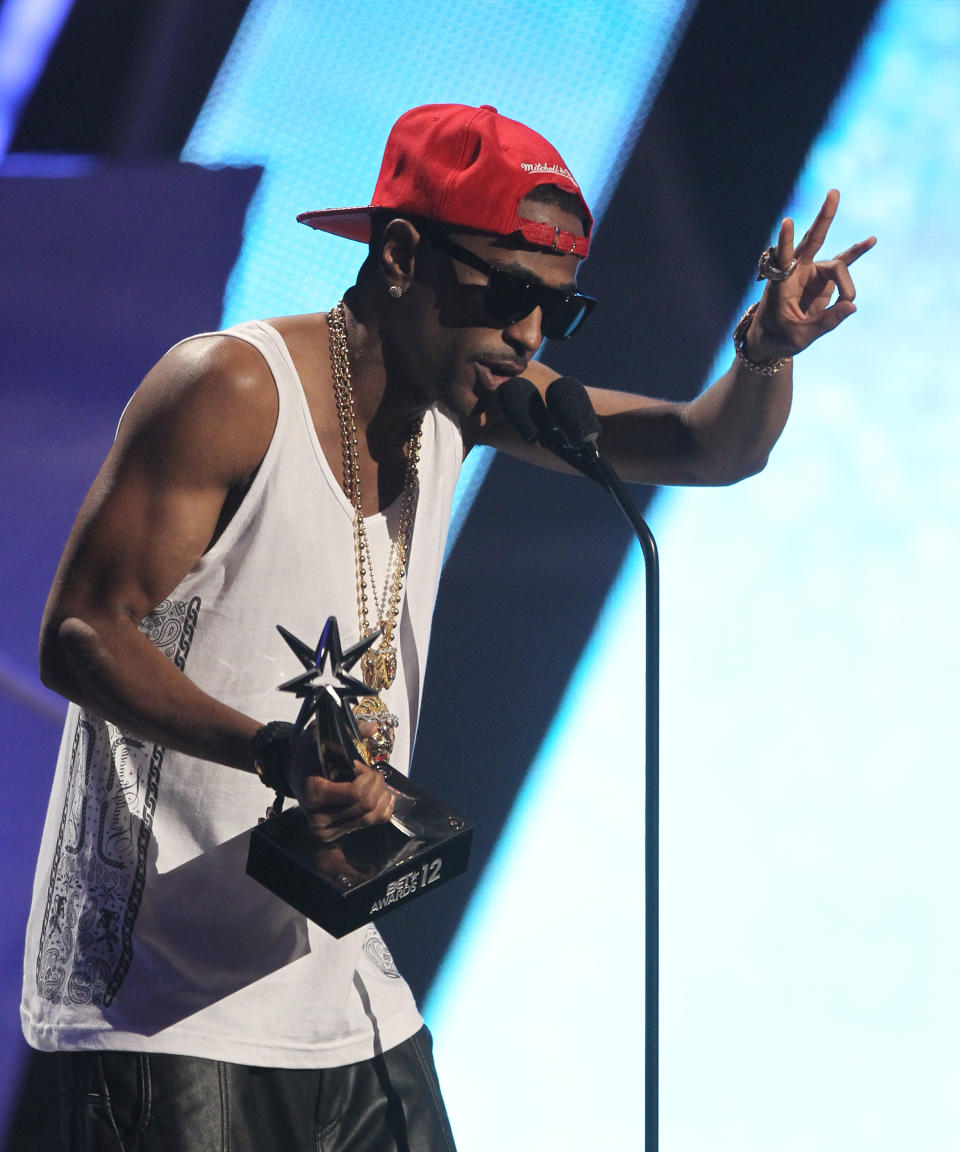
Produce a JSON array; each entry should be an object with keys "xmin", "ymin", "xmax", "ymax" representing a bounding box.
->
[
  {"xmin": 496, "ymin": 378, "xmax": 659, "ymax": 1149},
  {"xmin": 580, "ymin": 443, "xmax": 660, "ymax": 1152}
]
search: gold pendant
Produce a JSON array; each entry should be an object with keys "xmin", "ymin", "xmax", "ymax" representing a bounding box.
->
[
  {"xmin": 351, "ymin": 695, "xmax": 398, "ymax": 765},
  {"xmin": 361, "ymin": 644, "xmax": 397, "ymax": 691}
]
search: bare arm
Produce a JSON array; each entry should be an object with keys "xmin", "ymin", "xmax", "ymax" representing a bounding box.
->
[
  {"xmin": 38, "ymin": 334, "xmax": 394, "ymax": 838},
  {"xmin": 476, "ymin": 190, "xmax": 875, "ymax": 485},
  {"xmin": 477, "ymin": 358, "xmax": 792, "ymax": 486},
  {"xmin": 39, "ymin": 334, "xmax": 278, "ymax": 768}
]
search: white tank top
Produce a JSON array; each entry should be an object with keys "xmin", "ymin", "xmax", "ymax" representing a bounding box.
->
[{"xmin": 21, "ymin": 319, "xmax": 463, "ymax": 1067}]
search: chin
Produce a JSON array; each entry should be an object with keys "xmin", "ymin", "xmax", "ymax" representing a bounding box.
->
[{"xmin": 430, "ymin": 368, "xmax": 478, "ymax": 422}]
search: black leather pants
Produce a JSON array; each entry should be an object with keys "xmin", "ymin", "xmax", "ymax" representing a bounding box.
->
[{"xmin": 57, "ymin": 1026, "xmax": 457, "ymax": 1151}]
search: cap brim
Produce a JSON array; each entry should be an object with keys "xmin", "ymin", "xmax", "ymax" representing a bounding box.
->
[{"xmin": 296, "ymin": 206, "xmax": 374, "ymax": 243}]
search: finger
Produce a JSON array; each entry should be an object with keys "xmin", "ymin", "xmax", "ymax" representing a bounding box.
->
[
  {"xmin": 298, "ymin": 775, "xmax": 359, "ymax": 806},
  {"xmin": 813, "ymin": 298, "xmax": 857, "ymax": 334},
  {"xmin": 302, "ymin": 759, "xmax": 388, "ymax": 807},
  {"xmin": 814, "ymin": 258, "xmax": 857, "ymax": 302},
  {"xmin": 775, "ymin": 216, "xmax": 795, "ymax": 270},
  {"xmin": 351, "ymin": 771, "xmax": 389, "ymax": 811},
  {"xmin": 304, "ymin": 789, "xmax": 395, "ymax": 838},
  {"xmin": 834, "ymin": 235, "xmax": 877, "ymax": 267},
  {"xmin": 300, "ymin": 762, "xmax": 379, "ymax": 803},
  {"xmin": 794, "ymin": 189, "xmax": 840, "ymax": 262},
  {"xmin": 302, "ymin": 787, "xmax": 393, "ymax": 826}
]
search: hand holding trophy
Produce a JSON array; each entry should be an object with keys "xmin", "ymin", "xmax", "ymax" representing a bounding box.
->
[{"xmin": 246, "ymin": 615, "xmax": 472, "ymax": 938}]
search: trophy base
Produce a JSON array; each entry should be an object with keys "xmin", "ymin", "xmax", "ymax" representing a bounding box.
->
[{"xmin": 246, "ymin": 764, "xmax": 472, "ymax": 939}]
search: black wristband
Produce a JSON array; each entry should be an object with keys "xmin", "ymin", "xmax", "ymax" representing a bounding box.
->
[{"xmin": 252, "ymin": 721, "xmax": 296, "ymax": 797}]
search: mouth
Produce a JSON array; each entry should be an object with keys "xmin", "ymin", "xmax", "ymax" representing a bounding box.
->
[{"xmin": 473, "ymin": 360, "xmax": 526, "ymax": 395}]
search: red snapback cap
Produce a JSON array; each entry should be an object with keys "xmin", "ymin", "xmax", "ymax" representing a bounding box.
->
[{"xmin": 297, "ymin": 103, "xmax": 593, "ymax": 257}]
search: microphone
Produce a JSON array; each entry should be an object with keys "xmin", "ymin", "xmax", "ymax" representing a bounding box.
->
[
  {"xmin": 496, "ymin": 377, "xmax": 539, "ymax": 444},
  {"xmin": 545, "ymin": 376, "xmax": 601, "ymax": 449},
  {"xmin": 543, "ymin": 378, "xmax": 660, "ymax": 558},
  {"xmin": 496, "ymin": 377, "xmax": 603, "ymax": 482}
]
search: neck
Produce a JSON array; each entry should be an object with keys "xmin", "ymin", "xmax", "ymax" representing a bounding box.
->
[{"xmin": 340, "ymin": 286, "xmax": 427, "ymax": 457}]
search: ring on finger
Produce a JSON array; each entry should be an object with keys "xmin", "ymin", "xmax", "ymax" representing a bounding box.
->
[{"xmin": 756, "ymin": 246, "xmax": 798, "ymax": 283}]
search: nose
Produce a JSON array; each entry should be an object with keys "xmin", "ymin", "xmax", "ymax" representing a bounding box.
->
[{"xmin": 503, "ymin": 306, "xmax": 544, "ymax": 354}]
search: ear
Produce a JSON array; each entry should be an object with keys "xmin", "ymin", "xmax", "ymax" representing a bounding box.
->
[{"xmin": 379, "ymin": 218, "xmax": 424, "ymax": 294}]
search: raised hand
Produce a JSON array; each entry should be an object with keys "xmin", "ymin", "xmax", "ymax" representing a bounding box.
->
[{"xmin": 747, "ymin": 189, "xmax": 876, "ymax": 362}]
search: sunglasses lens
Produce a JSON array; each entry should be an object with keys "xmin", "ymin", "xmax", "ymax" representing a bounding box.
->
[
  {"xmin": 541, "ymin": 296, "xmax": 594, "ymax": 341},
  {"xmin": 485, "ymin": 273, "xmax": 535, "ymax": 325},
  {"xmin": 486, "ymin": 273, "xmax": 594, "ymax": 340},
  {"xmin": 540, "ymin": 301, "xmax": 581, "ymax": 340}
]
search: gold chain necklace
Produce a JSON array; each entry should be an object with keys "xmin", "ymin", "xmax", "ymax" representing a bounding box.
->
[{"xmin": 328, "ymin": 302, "xmax": 422, "ymax": 760}]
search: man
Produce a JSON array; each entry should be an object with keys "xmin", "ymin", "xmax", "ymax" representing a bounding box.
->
[{"xmin": 22, "ymin": 103, "xmax": 873, "ymax": 1149}]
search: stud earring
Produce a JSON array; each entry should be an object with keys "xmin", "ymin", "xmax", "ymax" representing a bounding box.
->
[{"xmin": 388, "ymin": 285, "xmax": 405, "ymax": 299}]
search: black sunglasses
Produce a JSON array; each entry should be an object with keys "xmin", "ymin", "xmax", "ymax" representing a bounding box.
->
[{"xmin": 422, "ymin": 230, "xmax": 597, "ymax": 341}]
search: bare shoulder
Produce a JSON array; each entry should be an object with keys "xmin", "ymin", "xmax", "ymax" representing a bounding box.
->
[
  {"xmin": 264, "ymin": 311, "xmax": 327, "ymax": 342},
  {"xmin": 123, "ymin": 330, "xmax": 277, "ymax": 432},
  {"xmin": 263, "ymin": 312, "xmax": 330, "ymax": 392},
  {"xmin": 42, "ymin": 328, "xmax": 287, "ymax": 631},
  {"xmin": 116, "ymin": 329, "xmax": 281, "ymax": 485}
]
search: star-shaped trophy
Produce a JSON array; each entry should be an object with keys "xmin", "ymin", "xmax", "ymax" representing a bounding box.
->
[
  {"xmin": 275, "ymin": 616, "xmax": 380, "ymax": 782},
  {"xmin": 247, "ymin": 615, "xmax": 473, "ymax": 938}
]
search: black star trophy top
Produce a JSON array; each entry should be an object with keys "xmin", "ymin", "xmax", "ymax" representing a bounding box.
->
[
  {"xmin": 276, "ymin": 616, "xmax": 381, "ymax": 783},
  {"xmin": 246, "ymin": 616, "xmax": 473, "ymax": 938}
]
